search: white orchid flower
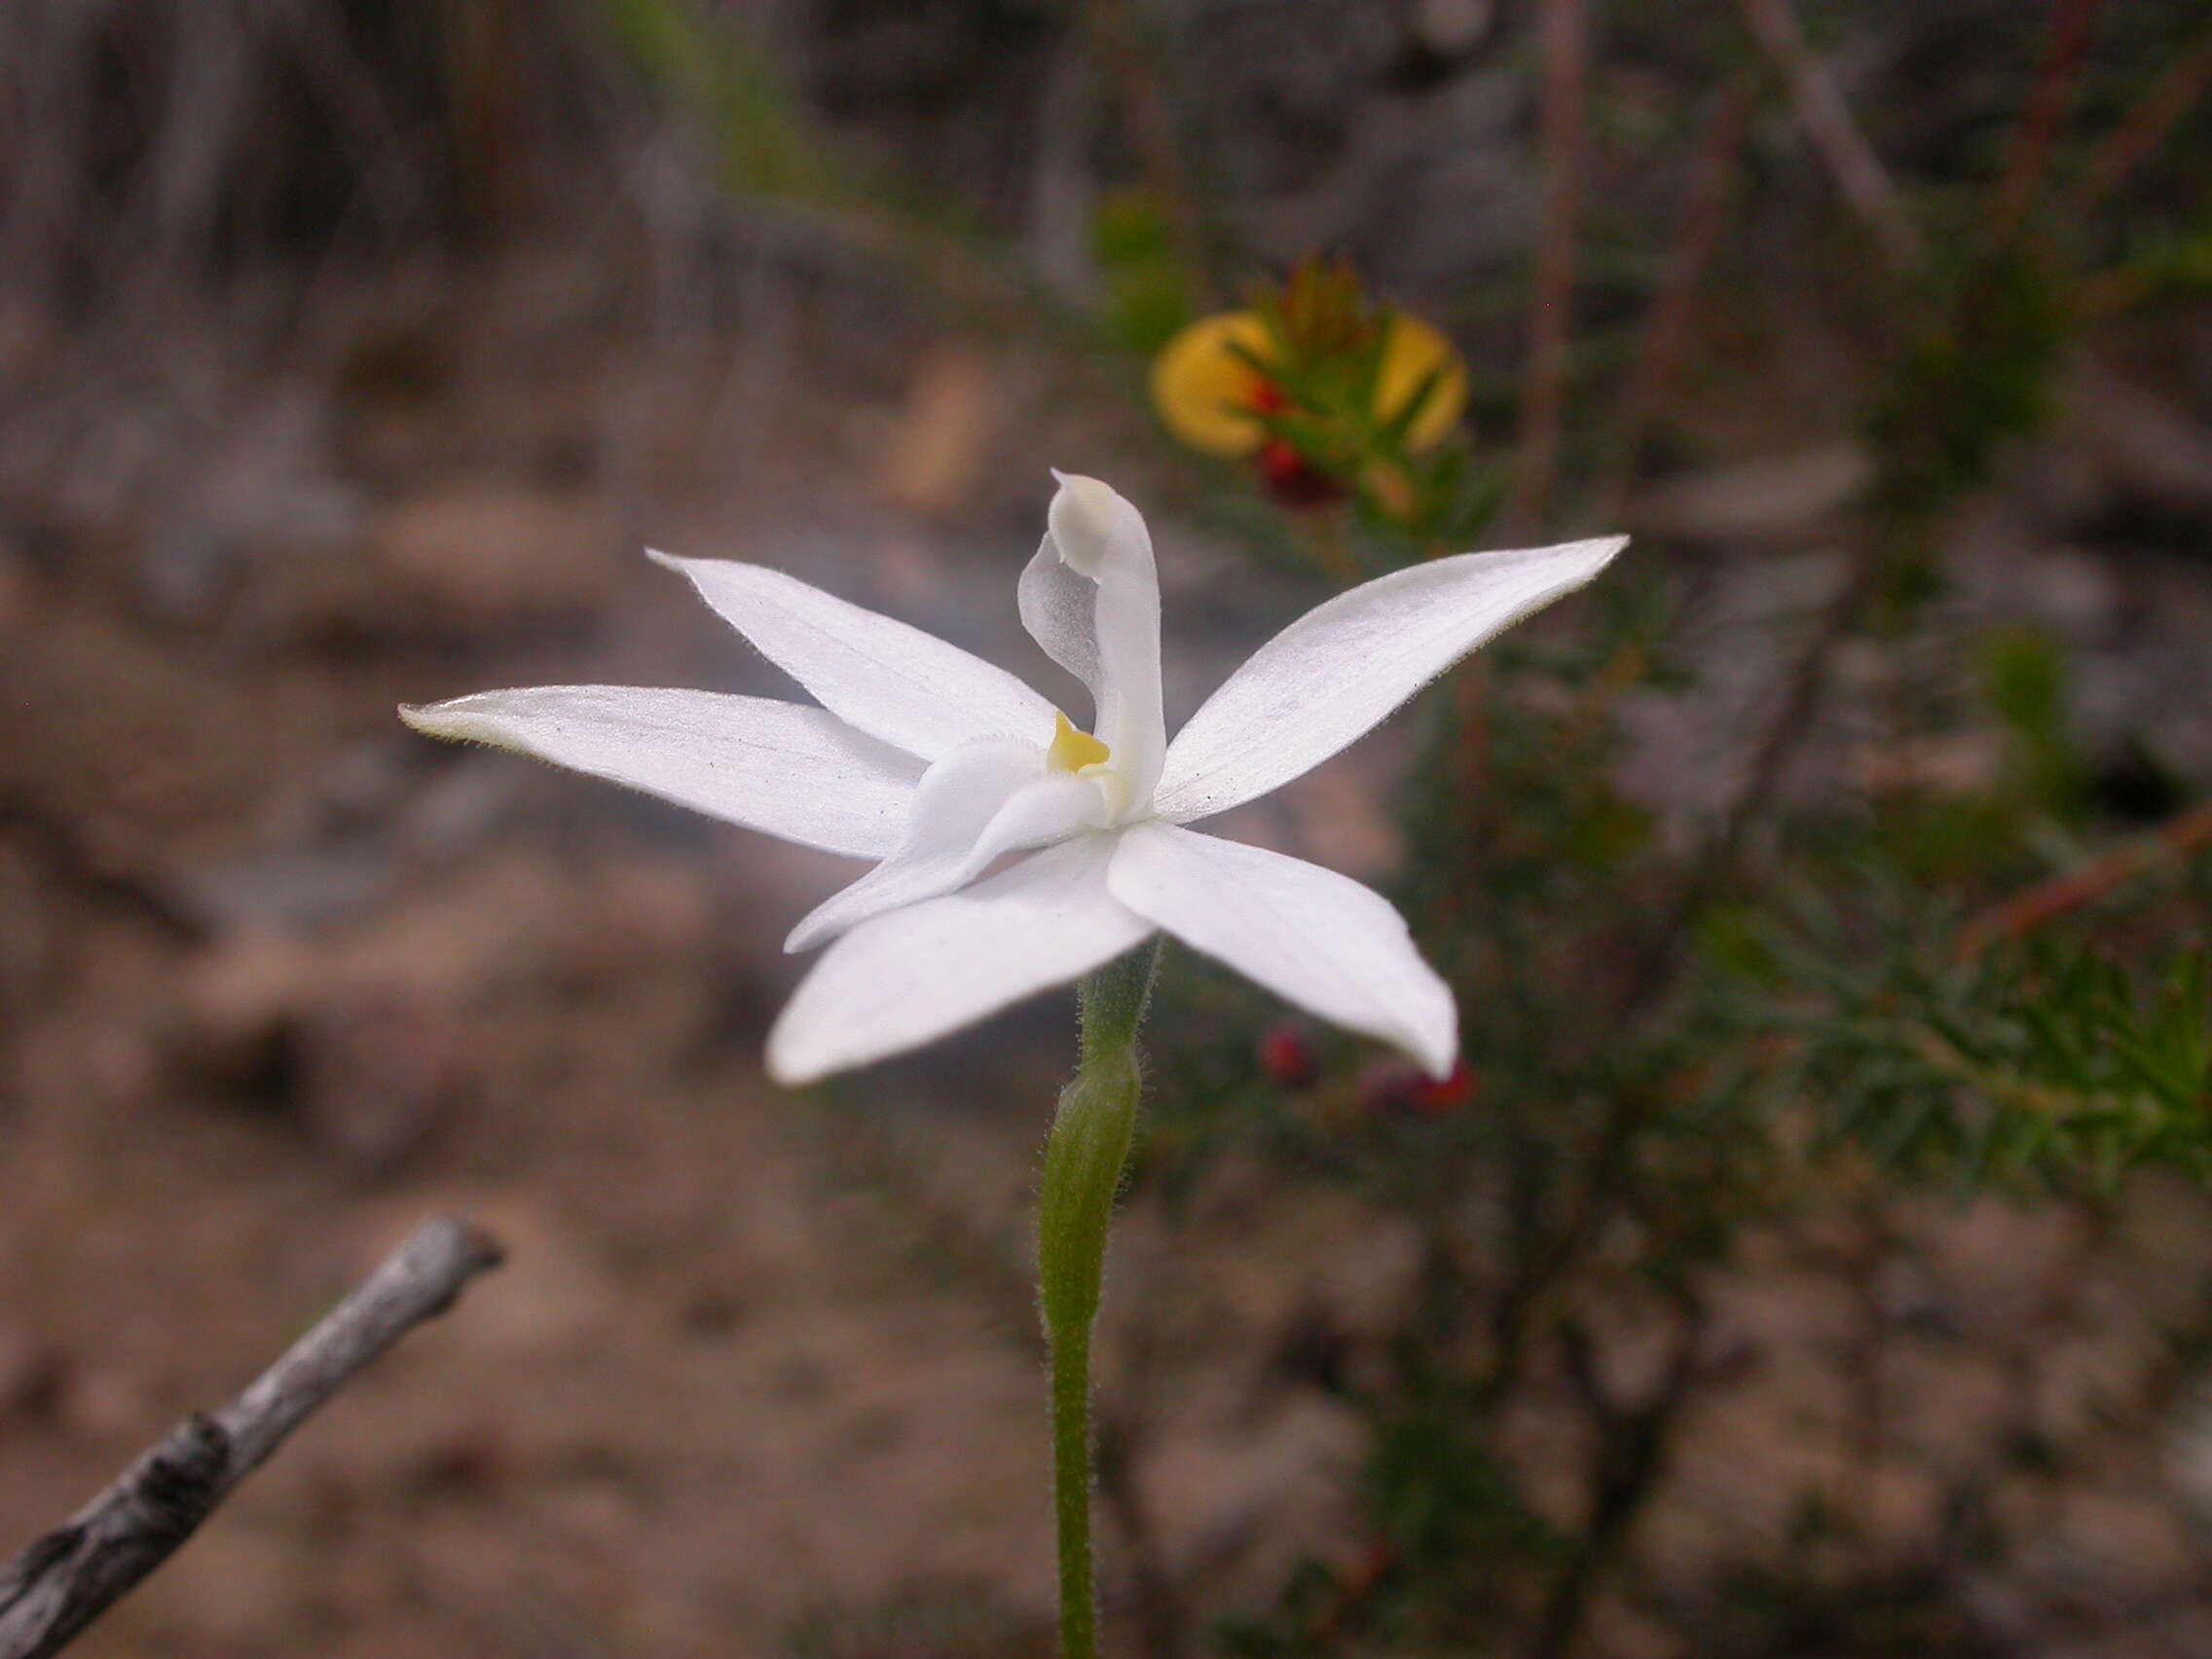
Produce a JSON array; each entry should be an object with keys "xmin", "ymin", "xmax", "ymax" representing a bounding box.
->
[{"xmin": 402, "ymin": 476, "xmax": 1623, "ymax": 1086}]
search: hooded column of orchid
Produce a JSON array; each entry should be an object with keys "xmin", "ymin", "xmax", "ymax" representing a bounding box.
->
[{"xmin": 403, "ymin": 476, "xmax": 1624, "ymax": 1085}]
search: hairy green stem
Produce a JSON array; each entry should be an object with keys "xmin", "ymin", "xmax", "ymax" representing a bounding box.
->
[{"xmin": 1038, "ymin": 940, "xmax": 1161, "ymax": 1659}]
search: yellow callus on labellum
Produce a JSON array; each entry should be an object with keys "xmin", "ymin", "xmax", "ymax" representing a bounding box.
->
[
  {"xmin": 1047, "ymin": 710, "xmax": 1112, "ymax": 773},
  {"xmin": 1150, "ymin": 310, "xmax": 1469, "ymax": 458}
]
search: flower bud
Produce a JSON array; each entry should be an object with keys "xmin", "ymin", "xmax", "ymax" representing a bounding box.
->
[
  {"xmin": 1257, "ymin": 1023, "xmax": 1320, "ymax": 1088},
  {"xmin": 1259, "ymin": 441, "xmax": 1349, "ymax": 510},
  {"xmin": 1406, "ymin": 1061, "xmax": 1475, "ymax": 1117}
]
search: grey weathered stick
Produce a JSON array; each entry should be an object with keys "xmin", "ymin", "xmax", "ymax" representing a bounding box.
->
[
  {"xmin": 1735, "ymin": 0, "xmax": 1924, "ymax": 271},
  {"xmin": 0, "ymin": 1215, "xmax": 503, "ymax": 1659}
]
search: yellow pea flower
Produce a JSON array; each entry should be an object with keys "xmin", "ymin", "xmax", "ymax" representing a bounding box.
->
[
  {"xmin": 1149, "ymin": 313, "xmax": 1278, "ymax": 458},
  {"xmin": 1150, "ymin": 308, "xmax": 1468, "ymax": 459}
]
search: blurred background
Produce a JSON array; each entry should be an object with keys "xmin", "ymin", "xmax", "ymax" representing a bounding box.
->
[{"xmin": 3, "ymin": 2, "xmax": 2211, "ymax": 1655}]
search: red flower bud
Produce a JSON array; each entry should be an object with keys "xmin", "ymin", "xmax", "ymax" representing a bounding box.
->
[
  {"xmin": 1406, "ymin": 1061, "xmax": 1475, "ymax": 1117},
  {"xmin": 1258, "ymin": 1023, "xmax": 1320, "ymax": 1089},
  {"xmin": 1258, "ymin": 439, "xmax": 1348, "ymax": 509}
]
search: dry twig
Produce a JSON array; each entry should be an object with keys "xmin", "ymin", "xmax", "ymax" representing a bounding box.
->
[
  {"xmin": 2071, "ymin": 14, "xmax": 2212, "ymax": 213},
  {"xmin": 1955, "ymin": 800, "xmax": 2212, "ymax": 961},
  {"xmin": 1734, "ymin": 0, "xmax": 1923, "ymax": 270},
  {"xmin": 1527, "ymin": 1299, "xmax": 1706, "ymax": 1659},
  {"xmin": 1592, "ymin": 79, "xmax": 1752, "ymax": 525},
  {"xmin": 0, "ymin": 1216, "xmax": 504, "ymax": 1659},
  {"xmin": 1615, "ymin": 553, "xmax": 1882, "ymax": 1016},
  {"xmin": 1507, "ymin": 0, "xmax": 1590, "ymax": 532},
  {"xmin": 1993, "ymin": 0, "xmax": 2108, "ymax": 238}
]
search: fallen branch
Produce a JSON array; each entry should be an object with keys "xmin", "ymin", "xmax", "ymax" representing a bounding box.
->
[
  {"xmin": 0, "ymin": 1215, "xmax": 504, "ymax": 1659},
  {"xmin": 1955, "ymin": 800, "xmax": 2212, "ymax": 960}
]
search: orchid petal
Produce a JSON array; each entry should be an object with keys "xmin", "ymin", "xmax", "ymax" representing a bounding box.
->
[
  {"xmin": 784, "ymin": 741, "xmax": 1107, "ymax": 951},
  {"xmin": 972, "ymin": 772, "xmax": 1116, "ymax": 862},
  {"xmin": 399, "ymin": 686, "xmax": 921, "ymax": 859},
  {"xmin": 768, "ymin": 835, "xmax": 1153, "ymax": 1085},
  {"xmin": 1019, "ymin": 475, "xmax": 1165, "ymax": 813},
  {"xmin": 1107, "ymin": 822, "xmax": 1456, "ymax": 1076},
  {"xmin": 653, "ymin": 552, "xmax": 1055, "ymax": 760},
  {"xmin": 1152, "ymin": 537, "xmax": 1627, "ymax": 822}
]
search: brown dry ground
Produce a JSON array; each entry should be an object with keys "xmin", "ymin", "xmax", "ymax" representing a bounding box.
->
[{"xmin": 4, "ymin": 252, "xmax": 2212, "ymax": 1658}]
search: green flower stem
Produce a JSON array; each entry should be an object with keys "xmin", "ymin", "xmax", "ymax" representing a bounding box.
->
[{"xmin": 1038, "ymin": 940, "xmax": 1161, "ymax": 1659}]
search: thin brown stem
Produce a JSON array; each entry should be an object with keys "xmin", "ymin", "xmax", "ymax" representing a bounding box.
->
[
  {"xmin": 1525, "ymin": 1298, "xmax": 1706, "ymax": 1659},
  {"xmin": 1593, "ymin": 78, "xmax": 1752, "ymax": 525},
  {"xmin": 1306, "ymin": 1538, "xmax": 1398, "ymax": 1649},
  {"xmin": 1615, "ymin": 551, "xmax": 1881, "ymax": 1016},
  {"xmin": 1845, "ymin": 1196, "xmax": 1892, "ymax": 1527},
  {"xmin": 1087, "ymin": 0, "xmax": 1217, "ymax": 306},
  {"xmin": 2071, "ymin": 14, "xmax": 2212, "ymax": 213},
  {"xmin": 1954, "ymin": 799, "xmax": 2212, "ymax": 960},
  {"xmin": 1443, "ymin": 660, "xmax": 1493, "ymax": 925},
  {"xmin": 1508, "ymin": 0, "xmax": 1590, "ymax": 532},
  {"xmin": 1993, "ymin": 0, "xmax": 2109, "ymax": 239}
]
